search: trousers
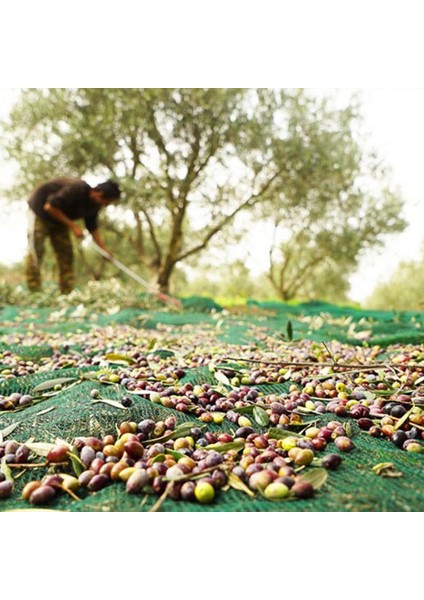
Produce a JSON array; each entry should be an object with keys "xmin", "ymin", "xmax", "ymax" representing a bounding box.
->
[{"xmin": 26, "ymin": 213, "xmax": 75, "ymax": 294}]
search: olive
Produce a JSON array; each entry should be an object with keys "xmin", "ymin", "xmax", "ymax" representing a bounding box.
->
[
  {"xmin": 194, "ymin": 481, "xmax": 215, "ymax": 504},
  {"xmin": 80, "ymin": 446, "xmax": 96, "ymax": 467},
  {"xmin": 47, "ymin": 445, "xmax": 69, "ymax": 463},
  {"xmin": 291, "ymin": 481, "xmax": 314, "ymax": 499},
  {"xmin": 263, "ymin": 482, "xmax": 289, "ymax": 500},
  {"xmin": 126, "ymin": 469, "xmax": 149, "ymax": 494},
  {"xmin": 235, "ymin": 427, "xmax": 255, "ymax": 439},
  {"xmin": 22, "ymin": 480, "xmax": 42, "ymax": 501},
  {"xmin": 322, "ymin": 454, "xmax": 343, "ymax": 470},
  {"xmin": 204, "ymin": 452, "xmax": 223, "ymax": 468},
  {"xmin": 391, "ymin": 431, "xmax": 408, "ymax": 448},
  {"xmin": 14, "ymin": 445, "xmax": 29, "ymax": 463},
  {"xmin": 180, "ymin": 481, "xmax": 196, "ymax": 501},
  {"xmin": 87, "ymin": 474, "xmax": 110, "ymax": 492},
  {"xmin": 334, "ymin": 437, "xmax": 354, "ymax": 452},
  {"xmin": 137, "ymin": 419, "xmax": 156, "ymax": 435},
  {"xmin": 0, "ymin": 480, "xmax": 13, "ymax": 499},
  {"xmin": 390, "ymin": 405, "xmax": 407, "ymax": 418},
  {"xmin": 29, "ymin": 485, "xmax": 56, "ymax": 505}
]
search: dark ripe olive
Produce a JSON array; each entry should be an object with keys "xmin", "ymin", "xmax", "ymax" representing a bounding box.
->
[
  {"xmin": 47, "ymin": 445, "xmax": 69, "ymax": 463},
  {"xmin": 78, "ymin": 470, "xmax": 95, "ymax": 487},
  {"xmin": 30, "ymin": 485, "xmax": 56, "ymax": 505},
  {"xmin": 322, "ymin": 453, "xmax": 343, "ymax": 471},
  {"xmin": 311, "ymin": 437, "xmax": 327, "ymax": 451},
  {"xmin": 0, "ymin": 480, "xmax": 13, "ymax": 499},
  {"xmin": 204, "ymin": 452, "xmax": 224, "ymax": 468},
  {"xmin": 14, "ymin": 445, "xmax": 29, "ymax": 463},
  {"xmin": 168, "ymin": 482, "xmax": 182, "ymax": 500},
  {"xmin": 406, "ymin": 427, "xmax": 420, "ymax": 440},
  {"xmin": 391, "ymin": 431, "xmax": 408, "ymax": 448},
  {"xmin": 296, "ymin": 439, "xmax": 314, "ymax": 451},
  {"xmin": 390, "ymin": 405, "xmax": 407, "ymax": 418},
  {"xmin": 211, "ymin": 470, "xmax": 228, "ymax": 489},
  {"xmin": 180, "ymin": 481, "xmax": 196, "ymax": 501},
  {"xmin": 121, "ymin": 397, "xmax": 133, "ymax": 408},
  {"xmin": 204, "ymin": 432, "xmax": 217, "ymax": 444},
  {"xmin": 358, "ymin": 418, "xmax": 374, "ymax": 431},
  {"xmin": 80, "ymin": 446, "xmax": 96, "ymax": 467},
  {"xmin": 189, "ymin": 427, "xmax": 203, "ymax": 440},
  {"xmin": 270, "ymin": 402, "xmax": 286, "ymax": 415},
  {"xmin": 245, "ymin": 463, "xmax": 264, "ymax": 477},
  {"xmin": 4, "ymin": 453, "xmax": 16, "ymax": 464},
  {"xmin": 196, "ymin": 438, "xmax": 208, "ymax": 447},
  {"xmin": 155, "ymin": 463, "xmax": 168, "ymax": 476},
  {"xmin": 124, "ymin": 441, "xmax": 145, "ymax": 460},
  {"xmin": 152, "ymin": 476, "xmax": 166, "ymax": 494},
  {"xmin": 318, "ymin": 427, "xmax": 333, "ymax": 441},
  {"xmin": 291, "ymin": 481, "xmax": 315, "ymax": 499},
  {"xmin": 137, "ymin": 419, "xmax": 156, "ymax": 435},
  {"xmin": 235, "ymin": 427, "xmax": 255, "ymax": 439},
  {"xmin": 87, "ymin": 474, "xmax": 110, "ymax": 492},
  {"xmin": 126, "ymin": 469, "xmax": 149, "ymax": 494}
]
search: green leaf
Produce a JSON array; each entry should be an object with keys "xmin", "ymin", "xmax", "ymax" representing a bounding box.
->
[
  {"xmin": 150, "ymin": 453, "xmax": 166, "ymax": 464},
  {"xmin": 104, "ymin": 353, "xmax": 135, "ymax": 364},
  {"xmin": 253, "ymin": 406, "xmax": 269, "ymax": 427},
  {"xmin": 204, "ymin": 440, "xmax": 245, "ymax": 454},
  {"xmin": 394, "ymin": 407, "xmax": 413, "ymax": 431},
  {"xmin": 298, "ymin": 467, "xmax": 328, "ymax": 490},
  {"xmin": 162, "ymin": 448, "xmax": 185, "ymax": 461},
  {"xmin": 0, "ymin": 421, "xmax": 20, "ymax": 443},
  {"xmin": 91, "ymin": 398, "xmax": 127, "ymax": 410},
  {"xmin": 228, "ymin": 472, "xmax": 255, "ymax": 497},
  {"xmin": 214, "ymin": 371, "xmax": 231, "ymax": 387},
  {"xmin": 268, "ymin": 427, "xmax": 303, "ymax": 440},
  {"xmin": 232, "ymin": 405, "xmax": 255, "ymax": 415},
  {"xmin": 1, "ymin": 456, "xmax": 14, "ymax": 483},
  {"xmin": 24, "ymin": 442, "xmax": 56, "ymax": 457},
  {"xmin": 343, "ymin": 421, "xmax": 353, "ymax": 438},
  {"xmin": 68, "ymin": 450, "xmax": 85, "ymax": 477},
  {"xmin": 32, "ymin": 377, "xmax": 78, "ymax": 394}
]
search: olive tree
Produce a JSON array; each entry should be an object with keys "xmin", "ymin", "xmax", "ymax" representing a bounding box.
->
[{"xmin": 1, "ymin": 88, "xmax": 406, "ymax": 296}]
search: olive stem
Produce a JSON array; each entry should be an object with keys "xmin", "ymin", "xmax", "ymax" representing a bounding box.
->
[
  {"xmin": 149, "ymin": 482, "xmax": 173, "ymax": 512},
  {"xmin": 223, "ymin": 356, "xmax": 424, "ymax": 371},
  {"xmin": 59, "ymin": 484, "xmax": 81, "ymax": 501}
]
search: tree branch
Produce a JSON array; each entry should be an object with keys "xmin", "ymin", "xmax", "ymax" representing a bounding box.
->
[{"xmin": 176, "ymin": 168, "xmax": 283, "ymax": 263}]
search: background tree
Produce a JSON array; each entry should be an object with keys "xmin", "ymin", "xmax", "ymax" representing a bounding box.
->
[
  {"xmin": 1, "ymin": 88, "xmax": 406, "ymax": 297},
  {"xmin": 366, "ymin": 245, "xmax": 424, "ymax": 311}
]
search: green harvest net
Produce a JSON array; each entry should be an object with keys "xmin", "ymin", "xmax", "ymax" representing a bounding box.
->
[{"xmin": 0, "ymin": 297, "xmax": 423, "ymax": 512}]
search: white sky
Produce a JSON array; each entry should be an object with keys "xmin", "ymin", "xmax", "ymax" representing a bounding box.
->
[{"xmin": 0, "ymin": 87, "xmax": 423, "ymax": 303}]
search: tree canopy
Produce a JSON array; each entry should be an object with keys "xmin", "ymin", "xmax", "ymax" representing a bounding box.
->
[{"xmin": 1, "ymin": 88, "xmax": 407, "ymax": 296}]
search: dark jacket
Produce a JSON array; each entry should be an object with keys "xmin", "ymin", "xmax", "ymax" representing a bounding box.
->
[{"xmin": 28, "ymin": 177, "xmax": 100, "ymax": 232}]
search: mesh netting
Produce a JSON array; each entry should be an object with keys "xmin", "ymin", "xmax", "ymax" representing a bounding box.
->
[{"xmin": 0, "ymin": 298, "xmax": 423, "ymax": 512}]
